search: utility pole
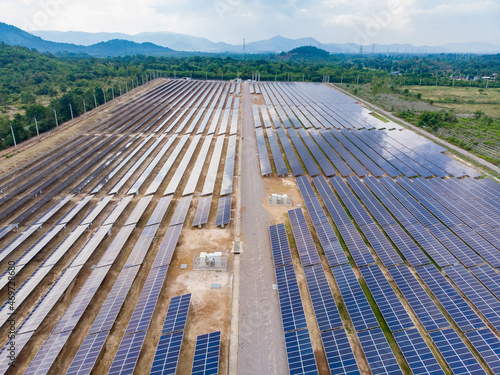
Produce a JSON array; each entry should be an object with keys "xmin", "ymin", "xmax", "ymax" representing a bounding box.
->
[
  {"xmin": 119, "ymin": 84, "xmax": 122, "ymax": 96},
  {"xmin": 54, "ymin": 108, "xmax": 58, "ymax": 127},
  {"xmin": 94, "ymin": 94, "xmax": 98, "ymax": 108},
  {"xmin": 112, "ymin": 87, "xmax": 114, "ymax": 100},
  {"xmin": 9, "ymin": 123, "xmax": 17, "ymax": 150},
  {"xmin": 136, "ymin": 77, "xmax": 139, "ymax": 87},
  {"xmin": 34, "ymin": 116, "xmax": 40, "ymax": 139},
  {"xmin": 102, "ymin": 89, "xmax": 106, "ymax": 104},
  {"xmin": 126, "ymin": 82, "xmax": 128, "ymax": 92},
  {"xmin": 83, "ymin": 98, "xmax": 86, "ymax": 113},
  {"xmin": 69, "ymin": 103, "xmax": 74, "ymax": 121}
]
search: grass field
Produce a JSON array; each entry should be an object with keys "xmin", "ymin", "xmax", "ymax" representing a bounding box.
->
[{"xmin": 403, "ymin": 86, "xmax": 500, "ymax": 119}]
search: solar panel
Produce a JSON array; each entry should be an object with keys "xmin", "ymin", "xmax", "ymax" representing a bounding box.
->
[
  {"xmin": 124, "ymin": 224, "xmax": 160, "ymax": 268},
  {"xmin": 331, "ymin": 264, "xmax": 379, "ymax": 332},
  {"xmin": 183, "ymin": 135, "xmax": 214, "ymax": 195},
  {"xmin": 393, "ymin": 328, "xmax": 444, "ymax": 375},
  {"xmin": 269, "ymin": 223, "xmax": 293, "ymax": 268},
  {"xmin": 34, "ymin": 195, "xmax": 74, "ymax": 225},
  {"xmin": 108, "ymin": 331, "xmax": 147, "ymax": 375},
  {"xmin": 357, "ymin": 328, "xmax": 402, "ymax": 374},
  {"xmin": 320, "ymin": 329, "xmax": 360, "ymax": 375},
  {"xmin": 416, "ymin": 265, "xmax": 485, "ymax": 332},
  {"xmin": 127, "ymin": 135, "xmax": 178, "ymax": 195},
  {"xmin": 0, "ymin": 331, "xmax": 34, "ymax": 373},
  {"xmin": 0, "ymin": 224, "xmax": 15, "ymax": 240},
  {"xmin": 284, "ymin": 329, "xmax": 319, "ymax": 375},
  {"xmin": 444, "ymin": 265, "xmax": 500, "ymax": 331},
  {"xmin": 202, "ymin": 135, "xmax": 225, "ymax": 196},
  {"xmin": 469, "ymin": 265, "xmax": 500, "ymax": 300},
  {"xmin": 66, "ymin": 331, "xmax": 110, "ymax": 375},
  {"xmin": 145, "ymin": 135, "xmax": 189, "ymax": 196},
  {"xmin": 381, "ymin": 223, "xmax": 430, "ymax": 267},
  {"xmin": 93, "ymin": 224, "xmax": 134, "ymax": 268},
  {"xmin": 360, "ymin": 265, "xmax": 414, "ymax": 332},
  {"xmin": 57, "ymin": 195, "xmax": 94, "ymax": 225},
  {"xmin": 18, "ymin": 265, "xmax": 83, "ymax": 334},
  {"xmin": 169, "ymin": 196, "xmax": 192, "ymax": 226},
  {"xmin": 152, "ymin": 225, "xmax": 183, "ymax": 269},
  {"xmin": 287, "ymin": 128, "xmax": 321, "ymax": 176},
  {"xmin": 162, "ymin": 293, "xmax": 192, "ymax": 334},
  {"xmin": 88, "ymin": 265, "xmax": 140, "ymax": 334},
  {"xmin": 150, "ymin": 331, "xmax": 185, "ymax": 375},
  {"xmin": 465, "ymin": 328, "xmax": 500, "ymax": 374},
  {"xmin": 193, "ymin": 195, "xmax": 212, "ymax": 227},
  {"xmin": 123, "ymin": 195, "xmax": 153, "ymax": 226},
  {"xmin": 336, "ymin": 224, "xmax": 375, "ymax": 267},
  {"xmin": 147, "ymin": 195, "xmax": 173, "ymax": 226},
  {"xmin": 255, "ymin": 128, "xmax": 272, "ymax": 176},
  {"xmin": 215, "ymin": 195, "xmax": 231, "ymax": 227},
  {"xmin": 266, "ymin": 128, "xmax": 289, "ymax": 176},
  {"xmin": 276, "ymin": 128, "xmax": 304, "ymax": 176},
  {"xmin": 80, "ymin": 195, "xmax": 113, "ymax": 226},
  {"xmin": 297, "ymin": 128, "xmax": 337, "ymax": 177},
  {"xmin": 125, "ymin": 265, "xmax": 169, "ymax": 335},
  {"xmin": 220, "ymin": 135, "xmax": 236, "ymax": 196},
  {"xmin": 192, "ymin": 331, "xmax": 221, "ymax": 375},
  {"xmin": 303, "ymin": 264, "xmax": 343, "ymax": 331},
  {"xmin": 388, "ymin": 265, "xmax": 449, "ymax": 332},
  {"xmin": 296, "ymin": 176, "xmax": 315, "ymax": 198},
  {"xmin": 314, "ymin": 223, "xmax": 348, "ymax": 267},
  {"xmin": 287, "ymin": 208, "xmax": 321, "ymax": 267},
  {"xmin": 109, "ymin": 135, "xmax": 164, "ymax": 195},
  {"xmin": 429, "ymin": 328, "xmax": 484, "ymax": 375},
  {"xmin": 52, "ymin": 265, "xmax": 111, "ymax": 334},
  {"xmin": 24, "ymin": 331, "xmax": 71, "ymax": 375},
  {"xmin": 164, "ymin": 135, "xmax": 202, "ymax": 195},
  {"xmin": 275, "ymin": 264, "xmax": 308, "ymax": 333},
  {"xmin": 357, "ymin": 222, "xmax": 403, "ymax": 267}
]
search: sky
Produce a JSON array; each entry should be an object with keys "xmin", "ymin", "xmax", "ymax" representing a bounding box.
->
[{"xmin": 3, "ymin": 0, "xmax": 500, "ymax": 46}]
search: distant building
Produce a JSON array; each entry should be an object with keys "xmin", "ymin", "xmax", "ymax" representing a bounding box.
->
[{"xmin": 391, "ymin": 71, "xmax": 400, "ymax": 75}]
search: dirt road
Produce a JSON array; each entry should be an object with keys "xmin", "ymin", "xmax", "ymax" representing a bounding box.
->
[{"xmin": 237, "ymin": 83, "xmax": 288, "ymax": 374}]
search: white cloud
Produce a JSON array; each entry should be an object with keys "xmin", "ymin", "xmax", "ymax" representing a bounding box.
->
[{"xmin": 3, "ymin": 0, "xmax": 499, "ymax": 45}]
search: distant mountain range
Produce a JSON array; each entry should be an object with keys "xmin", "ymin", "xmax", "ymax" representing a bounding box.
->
[
  {"xmin": 1, "ymin": 22, "xmax": 499, "ymax": 56},
  {"xmin": 0, "ymin": 22, "xmax": 177, "ymax": 57}
]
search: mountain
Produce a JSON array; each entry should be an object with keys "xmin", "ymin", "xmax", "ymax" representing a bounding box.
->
[{"xmin": 0, "ymin": 22, "xmax": 177, "ymax": 57}]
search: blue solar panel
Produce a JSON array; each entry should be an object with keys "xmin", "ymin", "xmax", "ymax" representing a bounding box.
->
[
  {"xmin": 314, "ymin": 223, "xmax": 348, "ymax": 267},
  {"xmin": 358, "ymin": 222, "xmax": 403, "ymax": 267},
  {"xmin": 342, "ymin": 196, "xmax": 375, "ymax": 226},
  {"xmin": 329, "ymin": 176, "xmax": 354, "ymax": 199},
  {"xmin": 284, "ymin": 329, "xmax": 319, "ymax": 375},
  {"xmin": 393, "ymin": 328, "xmax": 444, "ymax": 375},
  {"xmin": 297, "ymin": 128, "xmax": 336, "ymax": 176},
  {"xmin": 269, "ymin": 223, "xmax": 293, "ymax": 268},
  {"xmin": 357, "ymin": 328, "xmax": 402, "ymax": 374},
  {"xmin": 382, "ymin": 224, "xmax": 430, "ymax": 267},
  {"xmin": 320, "ymin": 329, "xmax": 360, "ymax": 375},
  {"xmin": 303, "ymin": 264, "xmax": 342, "ymax": 332},
  {"xmin": 360, "ymin": 265, "xmax": 414, "ymax": 332},
  {"xmin": 108, "ymin": 331, "xmax": 147, "ymax": 375},
  {"xmin": 361, "ymin": 196, "xmax": 397, "ymax": 227},
  {"xmin": 125, "ymin": 266, "xmax": 169, "ymax": 335},
  {"xmin": 277, "ymin": 128, "xmax": 304, "ymax": 176},
  {"xmin": 388, "ymin": 265, "xmax": 449, "ymax": 332},
  {"xmin": 162, "ymin": 293, "xmax": 192, "ymax": 335},
  {"xmin": 215, "ymin": 195, "xmax": 231, "ymax": 227},
  {"xmin": 150, "ymin": 331, "xmax": 184, "ymax": 375},
  {"xmin": 331, "ymin": 264, "xmax": 379, "ymax": 331},
  {"xmin": 288, "ymin": 128, "xmax": 321, "ymax": 176},
  {"xmin": 66, "ymin": 331, "xmax": 109, "ymax": 375},
  {"xmin": 192, "ymin": 331, "xmax": 221, "ymax": 375},
  {"xmin": 152, "ymin": 225, "xmax": 182, "ymax": 269},
  {"xmin": 255, "ymin": 127, "xmax": 272, "ymax": 176},
  {"xmin": 336, "ymin": 224, "xmax": 375, "ymax": 267},
  {"xmin": 444, "ymin": 265, "xmax": 500, "ymax": 332},
  {"xmin": 416, "ymin": 265, "xmax": 485, "ymax": 332},
  {"xmin": 465, "ymin": 328, "xmax": 500, "ymax": 374},
  {"xmin": 193, "ymin": 195, "xmax": 212, "ymax": 227},
  {"xmin": 345, "ymin": 176, "xmax": 373, "ymax": 199},
  {"xmin": 266, "ymin": 128, "xmax": 289, "ymax": 176},
  {"xmin": 430, "ymin": 328, "xmax": 485, "ymax": 375},
  {"xmin": 287, "ymin": 208, "xmax": 321, "ymax": 267},
  {"xmin": 296, "ymin": 176, "xmax": 316, "ymax": 198},
  {"xmin": 24, "ymin": 331, "xmax": 71, "ymax": 375},
  {"xmin": 275, "ymin": 264, "xmax": 308, "ymax": 333},
  {"xmin": 469, "ymin": 265, "xmax": 500, "ymax": 300}
]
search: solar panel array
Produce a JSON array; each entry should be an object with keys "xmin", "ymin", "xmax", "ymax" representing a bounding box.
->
[
  {"xmin": 215, "ymin": 195, "xmax": 231, "ymax": 227},
  {"xmin": 357, "ymin": 328, "xmax": 402, "ymax": 374},
  {"xmin": 266, "ymin": 128, "xmax": 289, "ymax": 176},
  {"xmin": 287, "ymin": 208, "xmax": 321, "ymax": 267},
  {"xmin": 220, "ymin": 135, "xmax": 236, "ymax": 195},
  {"xmin": 255, "ymin": 128, "xmax": 272, "ymax": 176},
  {"xmin": 269, "ymin": 223, "xmax": 293, "ymax": 268},
  {"xmin": 191, "ymin": 331, "xmax": 221, "ymax": 375}
]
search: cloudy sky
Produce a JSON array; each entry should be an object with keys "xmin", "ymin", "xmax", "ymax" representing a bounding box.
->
[{"xmin": 3, "ymin": 0, "xmax": 499, "ymax": 45}]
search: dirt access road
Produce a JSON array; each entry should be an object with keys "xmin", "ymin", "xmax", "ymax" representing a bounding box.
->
[{"xmin": 237, "ymin": 82, "xmax": 288, "ymax": 374}]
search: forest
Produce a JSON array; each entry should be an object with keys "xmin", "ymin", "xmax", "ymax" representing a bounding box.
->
[{"xmin": 0, "ymin": 42, "xmax": 499, "ymax": 151}]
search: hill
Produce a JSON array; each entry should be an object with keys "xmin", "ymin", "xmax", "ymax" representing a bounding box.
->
[{"xmin": 0, "ymin": 22, "xmax": 177, "ymax": 57}]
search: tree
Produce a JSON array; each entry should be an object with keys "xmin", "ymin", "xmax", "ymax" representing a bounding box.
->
[{"xmin": 372, "ymin": 84, "xmax": 379, "ymax": 96}]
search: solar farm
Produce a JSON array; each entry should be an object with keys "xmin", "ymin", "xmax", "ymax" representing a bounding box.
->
[{"xmin": 0, "ymin": 77, "xmax": 499, "ymax": 375}]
